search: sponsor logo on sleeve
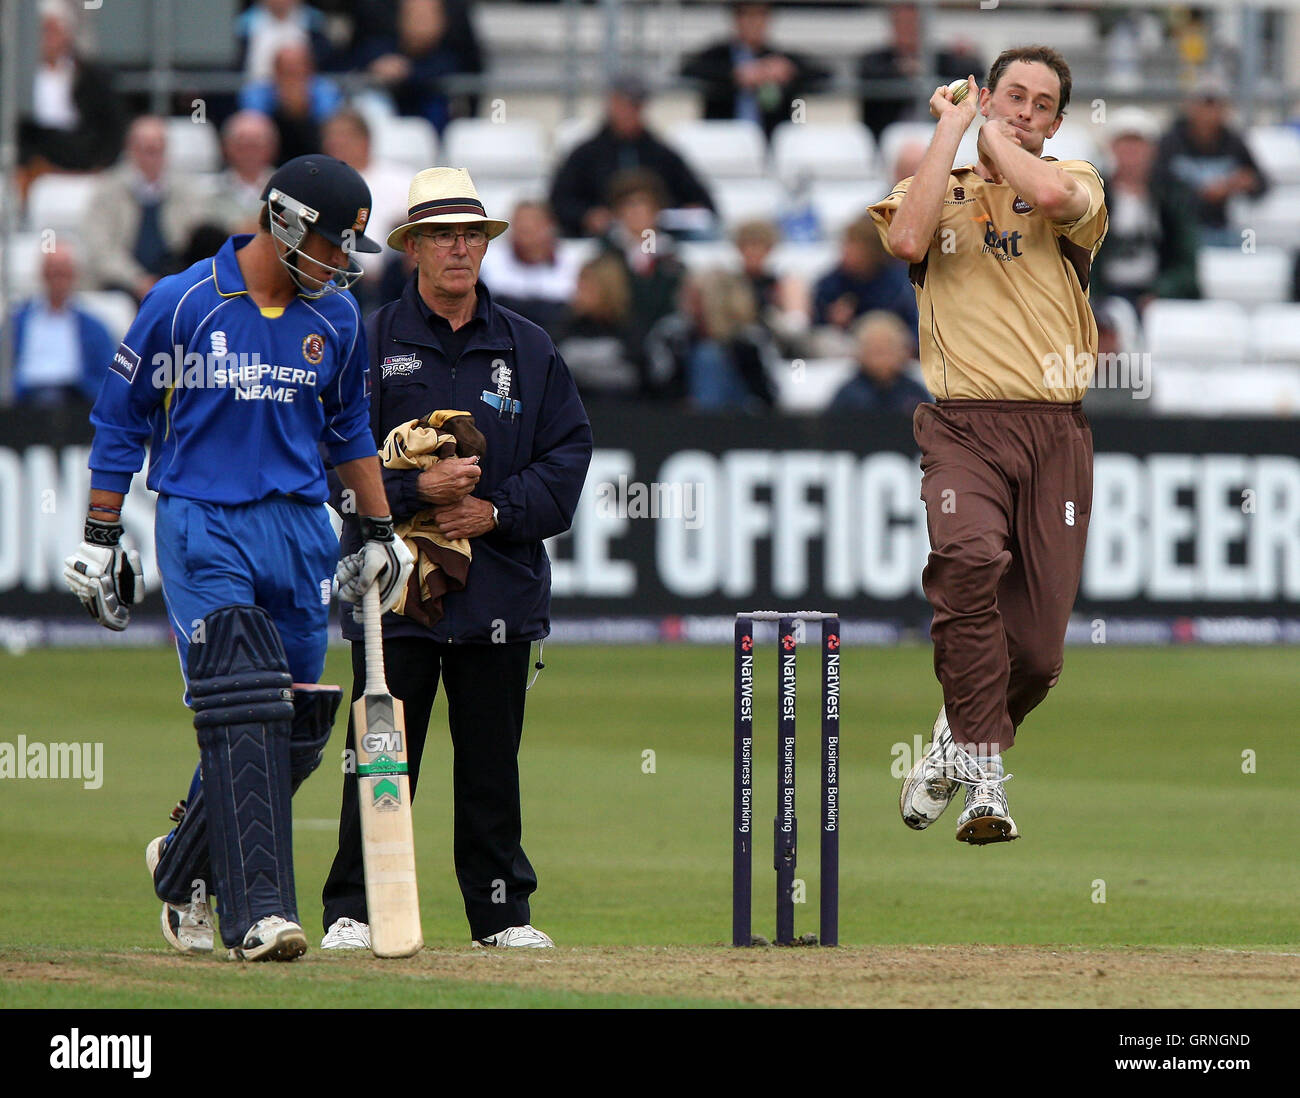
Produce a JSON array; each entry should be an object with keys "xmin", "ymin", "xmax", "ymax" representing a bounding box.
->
[
  {"xmin": 1012, "ymin": 195, "xmax": 1035, "ymax": 214},
  {"xmin": 110, "ymin": 343, "xmax": 141, "ymax": 383}
]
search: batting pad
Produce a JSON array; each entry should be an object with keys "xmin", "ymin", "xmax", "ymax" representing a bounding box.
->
[
  {"xmin": 188, "ymin": 605, "xmax": 296, "ymax": 949},
  {"xmin": 151, "ymin": 686, "xmax": 341, "ymax": 907},
  {"xmin": 152, "ymin": 775, "xmax": 210, "ymax": 906},
  {"xmin": 290, "ymin": 684, "xmax": 342, "ymax": 792}
]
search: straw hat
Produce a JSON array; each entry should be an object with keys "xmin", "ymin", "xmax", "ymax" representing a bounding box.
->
[{"xmin": 386, "ymin": 167, "xmax": 510, "ymax": 250}]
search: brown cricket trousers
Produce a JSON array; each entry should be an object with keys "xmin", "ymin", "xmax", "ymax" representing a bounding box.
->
[{"xmin": 915, "ymin": 400, "xmax": 1094, "ymax": 751}]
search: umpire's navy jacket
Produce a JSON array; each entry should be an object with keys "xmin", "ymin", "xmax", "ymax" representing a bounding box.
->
[{"xmin": 336, "ymin": 277, "xmax": 592, "ymax": 644}]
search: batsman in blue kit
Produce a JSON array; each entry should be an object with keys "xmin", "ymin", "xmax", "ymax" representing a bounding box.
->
[{"xmin": 65, "ymin": 155, "xmax": 414, "ymax": 961}]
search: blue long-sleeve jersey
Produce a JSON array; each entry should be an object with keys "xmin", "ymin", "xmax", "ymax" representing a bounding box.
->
[{"xmin": 89, "ymin": 234, "xmax": 376, "ymax": 503}]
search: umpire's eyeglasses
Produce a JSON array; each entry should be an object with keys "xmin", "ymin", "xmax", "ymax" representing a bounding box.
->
[{"xmin": 416, "ymin": 227, "xmax": 489, "ymax": 248}]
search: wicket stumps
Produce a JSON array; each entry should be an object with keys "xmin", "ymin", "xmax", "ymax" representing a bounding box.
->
[{"xmin": 733, "ymin": 611, "xmax": 840, "ymax": 947}]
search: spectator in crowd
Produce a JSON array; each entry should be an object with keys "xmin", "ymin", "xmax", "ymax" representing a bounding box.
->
[
  {"xmin": 349, "ymin": 0, "xmax": 483, "ymax": 113},
  {"xmin": 827, "ymin": 310, "xmax": 930, "ymax": 414},
  {"xmin": 240, "ymin": 40, "xmax": 343, "ymax": 162},
  {"xmin": 680, "ymin": 1, "xmax": 830, "ymax": 140},
  {"xmin": 320, "ymin": 107, "xmax": 411, "ymax": 305},
  {"xmin": 858, "ymin": 3, "xmax": 983, "ymax": 139},
  {"xmin": 1156, "ymin": 78, "xmax": 1267, "ymax": 246},
  {"xmin": 479, "ymin": 200, "xmax": 580, "ymax": 331},
  {"xmin": 201, "ymin": 110, "xmax": 281, "ymax": 234},
  {"xmin": 549, "ymin": 75, "xmax": 715, "ymax": 237},
  {"xmin": 237, "ymin": 0, "xmax": 333, "ymax": 84},
  {"xmin": 1093, "ymin": 107, "xmax": 1199, "ymax": 311},
  {"xmin": 356, "ymin": 0, "xmax": 465, "ymax": 134},
  {"xmin": 3, "ymin": 242, "xmax": 114, "ymax": 407},
  {"xmin": 598, "ymin": 170, "xmax": 687, "ymax": 367},
  {"xmin": 18, "ymin": 0, "xmax": 124, "ymax": 182},
  {"xmin": 82, "ymin": 116, "xmax": 207, "ymax": 302},
  {"xmin": 813, "ymin": 215, "xmax": 918, "ymax": 339},
  {"xmin": 890, "ymin": 137, "xmax": 929, "ymax": 186},
  {"xmin": 645, "ymin": 268, "xmax": 777, "ymax": 410},
  {"xmin": 733, "ymin": 219, "xmax": 812, "ymax": 354},
  {"xmin": 554, "ymin": 254, "xmax": 640, "ymax": 396}
]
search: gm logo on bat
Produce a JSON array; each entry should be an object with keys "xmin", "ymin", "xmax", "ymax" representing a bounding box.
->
[{"xmin": 362, "ymin": 731, "xmax": 404, "ymax": 754}]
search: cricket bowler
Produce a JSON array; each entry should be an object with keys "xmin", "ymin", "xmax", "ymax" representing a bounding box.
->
[
  {"xmin": 868, "ymin": 46, "xmax": 1108, "ymax": 843},
  {"xmin": 64, "ymin": 155, "xmax": 413, "ymax": 959}
]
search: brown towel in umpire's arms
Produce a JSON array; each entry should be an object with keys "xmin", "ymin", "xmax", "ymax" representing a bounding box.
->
[{"xmin": 380, "ymin": 411, "xmax": 488, "ymax": 627}]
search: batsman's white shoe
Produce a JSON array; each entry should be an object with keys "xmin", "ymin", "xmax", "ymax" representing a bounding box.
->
[
  {"xmin": 899, "ymin": 707, "xmax": 964, "ymax": 830},
  {"xmin": 954, "ymin": 764, "xmax": 1019, "ymax": 846},
  {"xmin": 472, "ymin": 924, "xmax": 554, "ymax": 949},
  {"xmin": 321, "ymin": 917, "xmax": 372, "ymax": 951},
  {"xmin": 145, "ymin": 835, "xmax": 214, "ymax": 954},
  {"xmin": 230, "ymin": 916, "xmax": 308, "ymax": 962}
]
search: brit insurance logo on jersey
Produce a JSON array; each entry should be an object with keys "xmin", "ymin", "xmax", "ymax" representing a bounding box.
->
[
  {"xmin": 973, "ymin": 212, "xmax": 1025, "ymax": 262},
  {"xmin": 131, "ymin": 329, "xmax": 325, "ymax": 403}
]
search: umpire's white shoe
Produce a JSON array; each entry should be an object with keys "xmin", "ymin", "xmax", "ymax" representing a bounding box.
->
[
  {"xmin": 321, "ymin": 917, "xmax": 371, "ymax": 951},
  {"xmin": 472, "ymin": 925, "xmax": 554, "ymax": 948},
  {"xmin": 954, "ymin": 765, "xmax": 1019, "ymax": 846},
  {"xmin": 899, "ymin": 708, "xmax": 964, "ymax": 830},
  {"xmin": 145, "ymin": 835, "xmax": 214, "ymax": 954},
  {"xmin": 229, "ymin": 916, "xmax": 309, "ymax": 962}
]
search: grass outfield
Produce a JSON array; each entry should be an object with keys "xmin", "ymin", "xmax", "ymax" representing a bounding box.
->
[{"xmin": 1, "ymin": 643, "xmax": 1297, "ymax": 1008}]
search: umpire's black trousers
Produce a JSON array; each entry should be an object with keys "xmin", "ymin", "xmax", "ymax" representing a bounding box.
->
[{"xmin": 322, "ymin": 637, "xmax": 537, "ymax": 940}]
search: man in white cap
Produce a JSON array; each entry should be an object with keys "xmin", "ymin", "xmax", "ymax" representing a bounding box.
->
[
  {"xmin": 1092, "ymin": 106, "xmax": 1200, "ymax": 311},
  {"xmin": 321, "ymin": 167, "xmax": 592, "ymax": 950}
]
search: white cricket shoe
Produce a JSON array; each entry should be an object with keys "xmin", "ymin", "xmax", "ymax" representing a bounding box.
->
[
  {"xmin": 229, "ymin": 916, "xmax": 308, "ymax": 962},
  {"xmin": 954, "ymin": 760, "xmax": 1019, "ymax": 846},
  {"xmin": 145, "ymin": 835, "xmax": 214, "ymax": 954},
  {"xmin": 472, "ymin": 924, "xmax": 554, "ymax": 948},
  {"xmin": 899, "ymin": 707, "xmax": 965, "ymax": 830},
  {"xmin": 321, "ymin": 917, "xmax": 372, "ymax": 951}
]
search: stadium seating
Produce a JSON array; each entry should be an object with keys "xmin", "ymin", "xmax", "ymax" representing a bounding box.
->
[
  {"xmin": 712, "ymin": 178, "xmax": 784, "ymax": 231},
  {"xmin": 878, "ymin": 122, "xmax": 936, "ymax": 181},
  {"xmin": 24, "ymin": 174, "xmax": 100, "ymax": 235},
  {"xmin": 552, "ymin": 115, "xmax": 600, "ymax": 161},
  {"xmin": 771, "ymin": 356, "xmax": 857, "ymax": 413},
  {"xmin": 1144, "ymin": 299, "xmax": 1250, "ymax": 364},
  {"xmin": 809, "ymin": 180, "xmax": 881, "ymax": 235},
  {"xmin": 1150, "ymin": 362, "xmax": 1300, "ymax": 416},
  {"xmin": 1229, "ymin": 186, "xmax": 1300, "ymax": 250},
  {"xmin": 1043, "ymin": 120, "xmax": 1103, "ymax": 166},
  {"xmin": 1196, "ymin": 246, "xmax": 1292, "ymax": 306},
  {"xmin": 1, "ymin": 232, "xmax": 46, "ymax": 299},
  {"xmin": 676, "ymin": 240, "xmax": 743, "ymax": 272},
  {"xmin": 370, "ymin": 115, "xmax": 439, "ymax": 173},
  {"xmin": 769, "ymin": 241, "xmax": 838, "ymax": 284},
  {"xmin": 668, "ymin": 120, "xmax": 766, "ymax": 179},
  {"xmin": 1245, "ymin": 125, "xmax": 1300, "ymax": 185},
  {"xmin": 1248, "ymin": 304, "xmax": 1300, "ymax": 362},
  {"xmin": 473, "ymin": 177, "xmax": 550, "ymax": 223},
  {"xmin": 770, "ymin": 122, "xmax": 878, "ymax": 182},
  {"xmin": 166, "ymin": 117, "xmax": 221, "ymax": 174},
  {"xmin": 442, "ymin": 118, "xmax": 547, "ymax": 179},
  {"xmin": 78, "ymin": 290, "xmax": 138, "ymax": 344}
]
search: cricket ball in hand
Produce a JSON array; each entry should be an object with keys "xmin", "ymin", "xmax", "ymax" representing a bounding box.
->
[{"xmin": 947, "ymin": 79, "xmax": 971, "ymax": 105}]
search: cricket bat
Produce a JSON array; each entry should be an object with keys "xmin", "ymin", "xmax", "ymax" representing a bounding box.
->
[{"xmin": 355, "ymin": 584, "xmax": 423, "ymax": 957}]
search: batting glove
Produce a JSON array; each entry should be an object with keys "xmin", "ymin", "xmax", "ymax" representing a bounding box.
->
[
  {"xmin": 335, "ymin": 515, "xmax": 414, "ymax": 615},
  {"xmin": 63, "ymin": 519, "xmax": 145, "ymax": 632}
]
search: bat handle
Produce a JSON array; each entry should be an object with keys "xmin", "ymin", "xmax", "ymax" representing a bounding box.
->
[{"xmin": 362, "ymin": 583, "xmax": 388, "ymax": 695}]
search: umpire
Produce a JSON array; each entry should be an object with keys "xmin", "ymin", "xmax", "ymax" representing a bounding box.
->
[{"xmin": 322, "ymin": 167, "xmax": 592, "ymax": 949}]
